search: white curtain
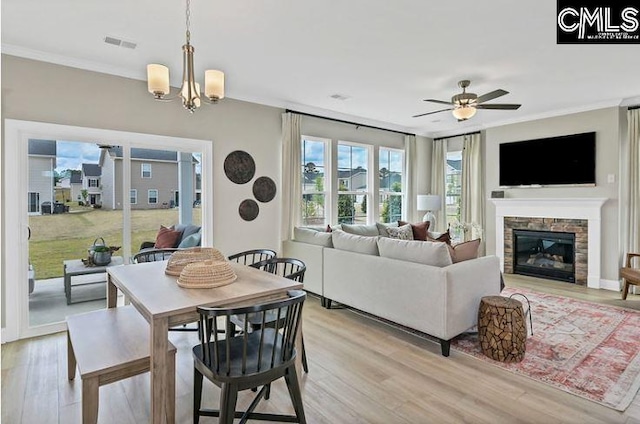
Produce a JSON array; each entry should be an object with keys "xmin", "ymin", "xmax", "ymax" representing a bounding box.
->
[
  {"xmin": 404, "ymin": 135, "xmax": 417, "ymax": 222},
  {"xmin": 626, "ymin": 108, "xmax": 640, "ymax": 255},
  {"xmin": 461, "ymin": 133, "xmax": 484, "ymax": 243},
  {"xmin": 430, "ymin": 138, "xmax": 447, "ymax": 232},
  {"xmin": 280, "ymin": 112, "xmax": 302, "ymax": 241}
]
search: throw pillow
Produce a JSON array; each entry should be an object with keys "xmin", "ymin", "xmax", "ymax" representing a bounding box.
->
[
  {"xmin": 449, "ymin": 238, "xmax": 481, "ymax": 263},
  {"xmin": 376, "ymin": 222, "xmax": 398, "ymax": 237},
  {"xmin": 426, "ymin": 230, "xmax": 452, "ymax": 245},
  {"xmin": 177, "ymin": 231, "xmax": 202, "ymax": 249},
  {"xmin": 331, "ymin": 230, "xmax": 379, "ymax": 256},
  {"xmin": 386, "ymin": 224, "xmax": 414, "ymax": 240},
  {"xmin": 398, "ymin": 220, "xmax": 430, "ymax": 241},
  {"xmin": 294, "ymin": 227, "xmax": 334, "ymax": 247},
  {"xmin": 341, "ymin": 223, "xmax": 380, "ymax": 237},
  {"xmin": 377, "ymin": 237, "xmax": 453, "ymax": 267},
  {"xmin": 154, "ymin": 225, "xmax": 182, "ymax": 248}
]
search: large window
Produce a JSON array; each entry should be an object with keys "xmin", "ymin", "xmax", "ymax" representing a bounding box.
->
[
  {"xmin": 446, "ymin": 150, "xmax": 462, "ymax": 239},
  {"xmin": 301, "ymin": 138, "xmax": 328, "ymax": 226},
  {"xmin": 379, "ymin": 148, "xmax": 404, "ymax": 223},
  {"xmin": 148, "ymin": 189, "xmax": 158, "ymax": 204},
  {"xmin": 337, "ymin": 142, "xmax": 370, "ymax": 224}
]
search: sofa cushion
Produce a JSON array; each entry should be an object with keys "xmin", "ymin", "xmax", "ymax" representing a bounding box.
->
[
  {"xmin": 294, "ymin": 227, "xmax": 334, "ymax": 247},
  {"xmin": 449, "ymin": 239, "xmax": 481, "ymax": 263},
  {"xmin": 154, "ymin": 225, "xmax": 182, "ymax": 248},
  {"xmin": 178, "ymin": 231, "xmax": 202, "ymax": 248},
  {"xmin": 386, "ymin": 224, "xmax": 414, "ymax": 240},
  {"xmin": 377, "ymin": 237, "xmax": 453, "ymax": 267},
  {"xmin": 398, "ymin": 220, "xmax": 430, "ymax": 241},
  {"xmin": 341, "ymin": 223, "xmax": 380, "ymax": 237},
  {"xmin": 376, "ymin": 222, "xmax": 398, "ymax": 237},
  {"xmin": 332, "ymin": 230, "xmax": 379, "ymax": 256}
]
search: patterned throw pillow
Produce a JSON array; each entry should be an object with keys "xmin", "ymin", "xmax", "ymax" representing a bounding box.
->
[
  {"xmin": 397, "ymin": 220, "xmax": 430, "ymax": 241},
  {"xmin": 386, "ymin": 224, "xmax": 414, "ymax": 240}
]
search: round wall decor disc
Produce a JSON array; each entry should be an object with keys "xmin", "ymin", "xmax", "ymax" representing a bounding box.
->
[
  {"xmin": 252, "ymin": 176, "xmax": 277, "ymax": 203},
  {"xmin": 224, "ymin": 150, "xmax": 256, "ymax": 184},
  {"xmin": 239, "ymin": 199, "xmax": 259, "ymax": 221}
]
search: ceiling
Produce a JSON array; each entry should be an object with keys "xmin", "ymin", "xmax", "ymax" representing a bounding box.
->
[{"xmin": 2, "ymin": 0, "xmax": 640, "ymax": 137}]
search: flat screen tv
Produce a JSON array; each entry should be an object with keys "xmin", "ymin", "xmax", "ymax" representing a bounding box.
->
[{"xmin": 499, "ymin": 132, "xmax": 596, "ymax": 187}]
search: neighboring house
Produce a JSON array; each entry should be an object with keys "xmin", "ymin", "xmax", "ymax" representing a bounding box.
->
[
  {"xmin": 99, "ymin": 147, "xmax": 198, "ymax": 210},
  {"xmin": 27, "ymin": 139, "xmax": 56, "ymax": 214},
  {"xmin": 81, "ymin": 163, "xmax": 102, "ymax": 205},
  {"xmin": 57, "ymin": 170, "xmax": 82, "ymax": 203}
]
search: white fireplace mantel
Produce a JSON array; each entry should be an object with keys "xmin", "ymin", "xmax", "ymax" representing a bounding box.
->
[{"xmin": 492, "ymin": 198, "xmax": 607, "ymax": 289}]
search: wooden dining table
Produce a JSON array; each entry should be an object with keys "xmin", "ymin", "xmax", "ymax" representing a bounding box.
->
[{"xmin": 107, "ymin": 260, "xmax": 304, "ymax": 424}]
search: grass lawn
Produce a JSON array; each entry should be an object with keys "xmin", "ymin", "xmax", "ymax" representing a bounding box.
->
[{"xmin": 29, "ymin": 207, "xmax": 201, "ymax": 279}]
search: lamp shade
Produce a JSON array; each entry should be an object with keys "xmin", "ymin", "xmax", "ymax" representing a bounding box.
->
[
  {"xmin": 417, "ymin": 194, "xmax": 440, "ymax": 211},
  {"xmin": 147, "ymin": 64, "xmax": 170, "ymax": 95},
  {"xmin": 205, "ymin": 70, "xmax": 225, "ymax": 100},
  {"xmin": 452, "ymin": 106, "xmax": 477, "ymax": 121}
]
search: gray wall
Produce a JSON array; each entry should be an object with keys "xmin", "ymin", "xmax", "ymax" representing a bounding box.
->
[
  {"xmin": 1, "ymin": 55, "xmax": 284, "ymax": 327},
  {"xmin": 484, "ymin": 107, "xmax": 623, "ymax": 281}
]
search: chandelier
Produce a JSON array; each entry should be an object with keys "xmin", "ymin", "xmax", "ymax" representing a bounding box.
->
[{"xmin": 146, "ymin": 0, "xmax": 224, "ymax": 113}]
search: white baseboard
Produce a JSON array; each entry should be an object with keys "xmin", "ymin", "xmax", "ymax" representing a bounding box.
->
[{"xmin": 599, "ymin": 278, "xmax": 621, "ymax": 292}]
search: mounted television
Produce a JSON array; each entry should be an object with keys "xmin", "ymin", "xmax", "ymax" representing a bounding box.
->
[{"xmin": 499, "ymin": 132, "xmax": 596, "ymax": 187}]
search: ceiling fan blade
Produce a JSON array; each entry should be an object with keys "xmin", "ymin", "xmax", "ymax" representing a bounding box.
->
[
  {"xmin": 476, "ymin": 103, "xmax": 521, "ymax": 110},
  {"xmin": 423, "ymin": 99, "xmax": 453, "ymax": 106},
  {"xmin": 476, "ymin": 89, "xmax": 508, "ymax": 104},
  {"xmin": 412, "ymin": 108, "xmax": 454, "ymax": 118}
]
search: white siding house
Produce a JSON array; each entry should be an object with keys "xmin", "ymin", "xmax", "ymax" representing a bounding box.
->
[{"xmin": 28, "ymin": 139, "xmax": 56, "ymax": 214}]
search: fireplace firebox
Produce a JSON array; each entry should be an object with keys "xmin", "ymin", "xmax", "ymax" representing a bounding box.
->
[{"xmin": 513, "ymin": 229, "xmax": 575, "ymax": 283}]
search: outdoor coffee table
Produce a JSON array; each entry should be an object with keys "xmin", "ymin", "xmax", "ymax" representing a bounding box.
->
[{"xmin": 63, "ymin": 256, "xmax": 124, "ymax": 305}]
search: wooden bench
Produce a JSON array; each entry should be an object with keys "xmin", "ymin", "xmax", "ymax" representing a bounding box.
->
[{"xmin": 67, "ymin": 306, "xmax": 176, "ymax": 424}]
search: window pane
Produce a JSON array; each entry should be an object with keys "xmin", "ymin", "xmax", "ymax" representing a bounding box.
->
[
  {"xmin": 338, "ymin": 144, "xmax": 368, "ymax": 193},
  {"xmin": 148, "ymin": 189, "xmax": 158, "ymax": 204},
  {"xmin": 379, "ymin": 194, "xmax": 402, "ymax": 223},
  {"xmin": 446, "ymin": 151, "xmax": 462, "ymax": 239},
  {"xmin": 302, "ymin": 193, "xmax": 325, "ymax": 226}
]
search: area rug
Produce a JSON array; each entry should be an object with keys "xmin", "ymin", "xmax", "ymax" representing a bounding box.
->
[{"xmin": 451, "ymin": 287, "xmax": 640, "ymax": 411}]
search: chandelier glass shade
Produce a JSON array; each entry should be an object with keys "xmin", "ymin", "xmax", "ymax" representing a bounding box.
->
[
  {"xmin": 146, "ymin": 0, "xmax": 224, "ymax": 113},
  {"xmin": 452, "ymin": 105, "xmax": 477, "ymax": 121}
]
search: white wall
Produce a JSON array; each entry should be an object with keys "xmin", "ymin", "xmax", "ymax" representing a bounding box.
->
[{"xmin": 484, "ymin": 107, "xmax": 623, "ymax": 281}]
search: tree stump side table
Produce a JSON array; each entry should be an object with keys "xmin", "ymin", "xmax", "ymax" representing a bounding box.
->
[{"xmin": 478, "ymin": 296, "xmax": 527, "ymax": 363}]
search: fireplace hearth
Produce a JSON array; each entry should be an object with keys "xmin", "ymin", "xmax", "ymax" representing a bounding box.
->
[{"xmin": 513, "ymin": 229, "xmax": 575, "ymax": 283}]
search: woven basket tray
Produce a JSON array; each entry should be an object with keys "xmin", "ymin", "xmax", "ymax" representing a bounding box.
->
[
  {"xmin": 165, "ymin": 247, "xmax": 226, "ymax": 276},
  {"xmin": 177, "ymin": 260, "xmax": 237, "ymax": 289}
]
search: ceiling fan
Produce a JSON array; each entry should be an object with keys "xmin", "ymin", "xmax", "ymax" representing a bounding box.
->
[{"xmin": 413, "ymin": 80, "xmax": 521, "ymax": 121}]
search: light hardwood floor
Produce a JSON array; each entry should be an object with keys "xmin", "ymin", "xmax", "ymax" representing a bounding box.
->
[{"xmin": 2, "ymin": 275, "xmax": 640, "ymax": 423}]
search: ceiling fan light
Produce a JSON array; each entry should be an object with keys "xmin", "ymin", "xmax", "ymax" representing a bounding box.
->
[{"xmin": 452, "ymin": 106, "xmax": 477, "ymax": 121}]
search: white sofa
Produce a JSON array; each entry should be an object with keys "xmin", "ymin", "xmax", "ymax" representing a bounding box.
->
[{"xmin": 283, "ymin": 227, "xmax": 501, "ymax": 356}]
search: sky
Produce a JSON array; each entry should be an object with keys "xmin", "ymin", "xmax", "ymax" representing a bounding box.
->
[
  {"xmin": 55, "ymin": 141, "xmax": 101, "ymax": 172},
  {"xmin": 302, "ymin": 138, "xmax": 403, "ymax": 172}
]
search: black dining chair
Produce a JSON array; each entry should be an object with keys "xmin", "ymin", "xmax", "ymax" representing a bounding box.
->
[
  {"xmin": 236, "ymin": 258, "xmax": 309, "ymax": 375},
  {"xmin": 193, "ymin": 290, "xmax": 307, "ymax": 424},
  {"xmin": 227, "ymin": 249, "xmax": 277, "ymax": 267}
]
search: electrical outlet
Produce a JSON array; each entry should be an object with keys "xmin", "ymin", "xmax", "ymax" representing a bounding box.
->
[{"xmin": 607, "ymin": 174, "xmax": 615, "ymax": 183}]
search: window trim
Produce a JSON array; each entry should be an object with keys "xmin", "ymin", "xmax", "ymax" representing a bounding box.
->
[
  {"xmin": 378, "ymin": 147, "xmax": 406, "ymax": 223},
  {"xmin": 337, "ymin": 140, "xmax": 372, "ymax": 224},
  {"xmin": 148, "ymin": 188, "xmax": 158, "ymax": 204},
  {"xmin": 301, "ymin": 136, "xmax": 330, "ymax": 226},
  {"xmin": 141, "ymin": 163, "xmax": 152, "ymax": 179}
]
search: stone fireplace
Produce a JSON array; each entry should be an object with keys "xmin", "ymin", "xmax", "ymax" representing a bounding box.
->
[
  {"xmin": 492, "ymin": 198, "xmax": 606, "ymax": 289},
  {"xmin": 505, "ymin": 218, "xmax": 587, "ymax": 284}
]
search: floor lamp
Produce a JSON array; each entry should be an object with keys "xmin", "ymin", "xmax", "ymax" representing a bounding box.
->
[{"xmin": 417, "ymin": 194, "xmax": 441, "ymax": 231}]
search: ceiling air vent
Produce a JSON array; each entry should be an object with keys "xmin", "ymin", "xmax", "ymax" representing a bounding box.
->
[
  {"xmin": 330, "ymin": 94, "xmax": 350, "ymax": 101},
  {"xmin": 104, "ymin": 36, "xmax": 137, "ymax": 50}
]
